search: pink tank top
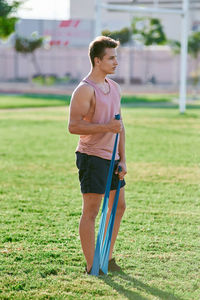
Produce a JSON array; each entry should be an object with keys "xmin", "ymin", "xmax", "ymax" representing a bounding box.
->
[{"xmin": 76, "ymin": 77, "xmax": 121, "ymax": 160}]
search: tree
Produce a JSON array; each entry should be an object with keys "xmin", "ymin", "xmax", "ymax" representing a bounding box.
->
[
  {"xmin": 0, "ymin": 0, "xmax": 23, "ymax": 39},
  {"xmin": 170, "ymin": 31, "xmax": 200, "ymax": 59},
  {"xmin": 102, "ymin": 27, "xmax": 131, "ymax": 45},
  {"xmin": 131, "ymin": 17, "xmax": 167, "ymax": 83},
  {"xmin": 131, "ymin": 17, "xmax": 167, "ymax": 46},
  {"xmin": 15, "ymin": 32, "xmax": 45, "ymax": 76},
  {"xmin": 188, "ymin": 31, "xmax": 200, "ymax": 60},
  {"xmin": 188, "ymin": 32, "xmax": 200, "ymax": 94}
]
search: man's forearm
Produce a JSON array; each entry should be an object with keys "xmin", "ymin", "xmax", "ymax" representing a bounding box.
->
[
  {"xmin": 68, "ymin": 119, "xmax": 110, "ymax": 135},
  {"xmin": 119, "ymin": 126, "xmax": 126, "ymax": 162},
  {"xmin": 68, "ymin": 118, "xmax": 122, "ymax": 135}
]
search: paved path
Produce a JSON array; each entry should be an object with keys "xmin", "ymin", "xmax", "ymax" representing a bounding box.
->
[{"xmin": 0, "ymin": 82, "xmax": 184, "ymax": 95}]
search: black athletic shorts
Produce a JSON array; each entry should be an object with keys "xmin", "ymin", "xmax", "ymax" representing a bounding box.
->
[{"xmin": 76, "ymin": 151, "xmax": 126, "ymax": 194}]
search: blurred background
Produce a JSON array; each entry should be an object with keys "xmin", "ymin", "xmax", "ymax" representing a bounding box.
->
[{"xmin": 0, "ymin": 0, "xmax": 200, "ymax": 96}]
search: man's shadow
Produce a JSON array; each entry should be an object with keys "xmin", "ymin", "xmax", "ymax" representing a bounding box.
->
[{"xmin": 99, "ymin": 270, "xmax": 183, "ymax": 300}]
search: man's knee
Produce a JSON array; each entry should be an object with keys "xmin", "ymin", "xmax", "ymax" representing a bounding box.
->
[
  {"xmin": 82, "ymin": 208, "xmax": 99, "ymax": 221},
  {"xmin": 117, "ymin": 201, "xmax": 126, "ymax": 216}
]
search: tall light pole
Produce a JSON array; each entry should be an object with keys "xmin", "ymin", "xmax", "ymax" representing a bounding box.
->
[{"xmin": 179, "ymin": 0, "xmax": 189, "ymax": 113}]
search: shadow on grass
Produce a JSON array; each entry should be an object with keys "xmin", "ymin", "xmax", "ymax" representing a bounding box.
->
[{"xmin": 100, "ymin": 270, "xmax": 183, "ymax": 300}]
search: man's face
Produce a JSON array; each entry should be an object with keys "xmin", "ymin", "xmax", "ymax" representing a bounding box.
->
[{"xmin": 96, "ymin": 48, "xmax": 118, "ymax": 74}]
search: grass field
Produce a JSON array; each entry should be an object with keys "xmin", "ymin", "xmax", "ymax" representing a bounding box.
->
[
  {"xmin": 0, "ymin": 94, "xmax": 200, "ymax": 299},
  {"xmin": 0, "ymin": 93, "xmax": 177, "ymax": 109}
]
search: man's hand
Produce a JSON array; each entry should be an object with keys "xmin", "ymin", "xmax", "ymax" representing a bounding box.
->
[
  {"xmin": 107, "ymin": 118, "xmax": 123, "ymax": 133},
  {"xmin": 115, "ymin": 161, "xmax": 127, "ymax": 181}
]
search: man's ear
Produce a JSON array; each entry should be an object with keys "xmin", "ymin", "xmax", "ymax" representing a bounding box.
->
[{"xmin": 94, "ymin": 57, "xmax": 100, "ymax": 66}]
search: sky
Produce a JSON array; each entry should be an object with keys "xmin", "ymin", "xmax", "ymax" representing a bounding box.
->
[{"xmin": 17, "ymin": 0, "xmax": 70, "ymax": 20}]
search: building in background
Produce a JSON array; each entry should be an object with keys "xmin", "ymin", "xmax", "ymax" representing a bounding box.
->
[
  {"xmin": 16, "ymin": 19, "xmax": 94, "ymax": 47},
  {"xmin": 0, "ymin": 0, "xmax": 199, "ymax": 87}
]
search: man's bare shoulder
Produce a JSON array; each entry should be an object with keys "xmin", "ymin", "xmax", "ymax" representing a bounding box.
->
[
  {"xmin": 70, "ymin": 82, "xmax": 95, "ymax": 117},
  {"xmin": 72, "ymin": 82, "xmax": 94, "ymax": 99}
]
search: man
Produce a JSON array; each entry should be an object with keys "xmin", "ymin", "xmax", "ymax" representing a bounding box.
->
[{"xmin": 68, "ymin": 36, "xmax": 127, "ymax": 275}]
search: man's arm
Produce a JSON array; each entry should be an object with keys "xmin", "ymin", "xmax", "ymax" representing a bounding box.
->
[
  {"xmin": 115, "ymin": 106, "xmax": 127, "ymax": 180},
  {"xmin": 68, "ymin": 84, "xmax": 122, "ymax": 135},
  {"xmin": 119, "ymin": 125, "xmax": 126, "ymax": 163}
]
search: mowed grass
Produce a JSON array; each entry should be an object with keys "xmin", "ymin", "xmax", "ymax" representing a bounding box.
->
[
  {"xmin": 0, "ymin": 94, "xmax": 71, "ymax": 109},
  {"xmin": 0, "ymin": 99, "xmax": 200, "ymax": 299},
  {"xmin": 0, "ymin": 93, "xmax": 177, "ymax": 109}
]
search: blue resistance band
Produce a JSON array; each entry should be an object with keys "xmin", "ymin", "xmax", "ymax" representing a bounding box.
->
[
  {"xmin": 100, "ymin": 165, "xmax": 122, "ymax": 274},
  {"xmin": 91, "ymin": 114, "xmax": 121, "ymax": 276}
]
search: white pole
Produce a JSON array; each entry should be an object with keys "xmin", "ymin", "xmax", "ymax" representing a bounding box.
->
[
  {"xmin": 94, "ymin": 0, "xmax": 102, "ymax": 38},
  {"xmin": 179, "ymin": 0, "xmax": 189, "ymax": 113}
]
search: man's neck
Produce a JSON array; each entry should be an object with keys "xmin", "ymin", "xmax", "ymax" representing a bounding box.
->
[{"xmin": 87, "ymin": 69, "xmax": 107, "ymax": 84}]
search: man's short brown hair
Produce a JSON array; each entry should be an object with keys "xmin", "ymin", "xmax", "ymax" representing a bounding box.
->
[{"xmin": 89, "ymin": 36, "xmax": 119, "ymax": 67}]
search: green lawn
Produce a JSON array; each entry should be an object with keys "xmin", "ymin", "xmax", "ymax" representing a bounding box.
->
[
  {"xmin": 0, "ymin": 93, "xmax": 177, "ymax": 109},
  {"xmin": 0, "ymin": 97, "xmax": 200, "ymax": 299},
  {"xmin": 0, "ymin": 94, "xmax": 71, "ymax": 109}
]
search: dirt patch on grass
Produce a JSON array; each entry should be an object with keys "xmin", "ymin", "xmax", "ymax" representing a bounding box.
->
[{"xmin": 128, "ymin": 162, "xmax": 200, "ymax": 184}]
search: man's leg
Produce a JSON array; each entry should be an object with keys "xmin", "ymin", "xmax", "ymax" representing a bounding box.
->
[
  {"xmin": 104, "ymin": 187, "xmax": 126, "ymax": 260},
  {"xmin": 79, "ymin": 193, "xmax": 103, "ymax": 272}
]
